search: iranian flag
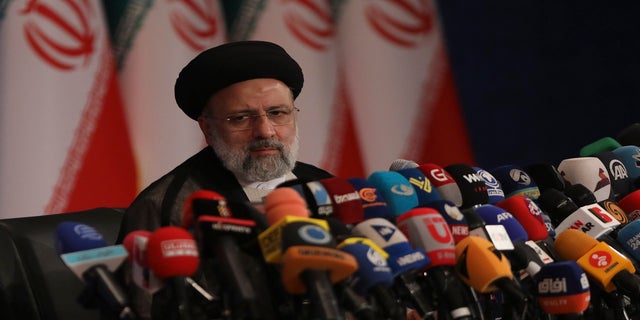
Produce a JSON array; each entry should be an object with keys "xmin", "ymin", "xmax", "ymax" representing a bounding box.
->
[
  {"xmin": 104, "ymin": 0, "xmax": 227, "ymax": 190},
  {"xmin": 337, "ymin": 0, "xmax": 474, "ymax": 172},
  {"xmin": 0, "ymin": 0, "xmax": 138, "ymax": 217},
  {"xmin": 227, "ymin": 0, "xmax": 367, "ymax": 178}
]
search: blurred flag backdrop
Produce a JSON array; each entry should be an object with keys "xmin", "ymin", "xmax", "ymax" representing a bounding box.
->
[{"xmin": 0, "ymin": 0, "xmax": 474, "ymax": 218}]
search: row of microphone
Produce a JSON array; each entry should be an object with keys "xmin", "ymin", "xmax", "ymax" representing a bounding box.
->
[{"xmin": 53, "ymin": 122, "xmax": 640, "ymax": 319}]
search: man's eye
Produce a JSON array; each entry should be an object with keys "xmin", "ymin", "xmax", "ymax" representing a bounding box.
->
[
  {"xmin": 227, "ymin": 115, "xmax": 251, "ymax": 122},
  {"xmin": 267, "ymin": 110, "xmax": 288, "ymax": 117}
]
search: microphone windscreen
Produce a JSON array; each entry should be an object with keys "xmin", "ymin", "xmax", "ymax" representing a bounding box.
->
[
  {"xmin": 389, "ymin": 158, "xmax": 419, "ymax": 170},
  {"xmin": 580, "ymin": 137, "xmax": 622, "ymax": 157},
  {"xmin": 339, "ymin": 241, "xmax": 394, "ymax": 294},
  {"xmin": 347, "ymin": 177, "xmax": 393, "ymax": 222},
  {"xmin": 418, "ymin": 163, "xmax": 463, "ymax": 207},
  {"xmin": 537, "ymin": 188, "xmax": 579, "ymax": 225},
  {"xmin": 473, "ymin": 167, "xmax": 505, "ymax": 204},
  {"xmin": 146, "ymin": 226, "xmax": 199, "ymax": 279},
  {"xmin": 475, "ymin": 204, "xmax": 529, "ymax": 243},
  {"xmin": 367, "ymin": 171, "xmax": 418, "ymax": 216},
  {"xmin": 619, "ymin": 190, "xmax": 640, "ymax": 221},
  {"xmin": 425, "ymin": 199, "xmax": 469, "ymax": 244},
  {"xmin": 594, "ymin": 150, "xmax": 632, "ymax": 200},
  {"xmin": 489, "ymin": 164, "xmax": 540, "ymax": 200},
  {"xmin": 264, "ymin": 187, "xmax": 309, "ymax": 225},
  {"xmin": 396, "ymin": 207, "xmax": 456, "ymax": 266},
  {"xmin": 616, "ymin": 122, "xmax": 640, "ymax": 147},
  {"xmin": 393, "ymin": 168, "xmax": 442, "ymax": 206},
  {"xmin": 444, "ymin": 163, "xmax": 488, "ymax": 209},
  {"xmin": 617, "ymin": 220, "xmax": 640, "ymax": 262},
  {"xmin": 557, "ymin": 157, "xmax": 612, "ymax": 202},
  {"xmin": 351, "ymin": 218, "xmax": 430, "ymax": 275},
  {"xmin": 553, "ymin": 229, "xmax": 598, "ymax": 262},
  {"xmin": 182, "ymin": 190, "xmax": 231, "ymax": 227},
  {"xmin": 55, "ymin": 222, "xmax": 108, "ymax": 254},
  {"xmin": 612, "ymin": 145, "xmax": 640, "ymax": 182},
  {"xmin": 524, "ymin": 163, "xmax": 566, "ymax": 192},
  {"xmin": 304, "ymin": 180, "xmax": 335, "ymax": 218},
  {"xmin": 564, "ymin": 183, "xmax": 597, "ymax": 206},
  {"xmin": 496, "ymin": 195, "xmax": 549, "ymax": 241},
  {"xmin": 319, "ymin": 177, "xmax": 365, "ymax": 224},
  {"xmin": 123, "ymin": 230, "xmax": 152, "ymax": 262},
  {"xmin": 454, "ymin": 235, "xmax": 513, "ymax": 293},
  {"xmin": 534, "ymin": 261, "xmax": 590, "ymax": 315}
]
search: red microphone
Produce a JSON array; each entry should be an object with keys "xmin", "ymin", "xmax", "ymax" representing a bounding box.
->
[
  {"xmin": 146, "ymin": 226, "xmax": 200, "ymax": 320},
  {"xmin": 319, "ymin": 177, "xmax": 365, "ymax": 225}
]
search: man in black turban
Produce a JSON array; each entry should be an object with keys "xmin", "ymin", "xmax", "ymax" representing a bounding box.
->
[{"xmin": 117, "ymin": 41, "xmax": 333, "ymax": 319}]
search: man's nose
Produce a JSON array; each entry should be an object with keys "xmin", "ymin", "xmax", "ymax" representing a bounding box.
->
[{"xmin": 252, "ymin": 114, "xmax": 275, "ymax": 138}]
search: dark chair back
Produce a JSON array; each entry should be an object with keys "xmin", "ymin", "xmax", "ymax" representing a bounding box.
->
[{"xmin": 0, "ymin": 207, "xmax": 124, "ymax": 320}]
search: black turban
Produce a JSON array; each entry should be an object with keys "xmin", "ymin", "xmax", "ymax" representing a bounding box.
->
[{"xmin": 175, "ymin": 41, "xmax": 304, "ymax": 120}]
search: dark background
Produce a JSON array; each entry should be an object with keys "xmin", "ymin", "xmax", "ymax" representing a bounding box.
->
[{"xmin": 436, "ymin": 0, "xmax": 639, "ymax": 169}]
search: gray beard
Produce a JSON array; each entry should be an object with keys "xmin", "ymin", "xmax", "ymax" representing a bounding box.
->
[{"xmin": 210, "ymin": 132, "xmax": 299, "ymax": 182}]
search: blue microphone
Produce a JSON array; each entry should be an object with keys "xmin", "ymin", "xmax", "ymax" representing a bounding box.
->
[{"xmin": 367, "ymin": 171, "xmax": 418, "ymax": 216}]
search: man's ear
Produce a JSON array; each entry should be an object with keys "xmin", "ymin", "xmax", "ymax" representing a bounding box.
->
[{"xmin": 197, "ymin": 117, "xmax": 212, "ymax": 145}]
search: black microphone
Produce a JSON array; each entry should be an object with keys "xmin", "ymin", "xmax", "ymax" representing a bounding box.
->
[{"xmin": 186, "ymin": 191, "xmax": 276, "ymax": 319}]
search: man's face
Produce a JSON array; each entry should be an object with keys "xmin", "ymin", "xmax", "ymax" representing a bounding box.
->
[{"xmin": 198, "ymin": 78, "xmax": 299, "ymax": 182}]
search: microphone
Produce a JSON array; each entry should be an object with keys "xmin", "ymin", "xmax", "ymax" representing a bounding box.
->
[
  {"xmin": 338, "ymin": 238, "xmax": 406, "ymax": 320},
  {"xmin": 303, "ymin": 180, "xmax": 336, "ymax": 218},
  {"xmin": 319, "ymin": 177, "xmax": 366, "ymax": 225},
  {"xmin": 454, "ymin": 235, "xmax": 531, "ymax": 316},
  {"xmin": 396, "ymin": 207, "xmax": 477, "ymax": 320},
  {"xmin": 389, "ymin": 158, "xmax": 419, "ymax": 170},
  {"xmin": 554, "ymin": 229, "xmax": 640, "ymax": 302},
  {"xmin": 557, "ymin": 156, "xmax": 613, "ymax": 202},
  {"xmin": 495, "ymin": 195, "xmax": 560, "ymax": 260},
  {"xmin": 351, "ymin": 218, "xmax": 436, "ymax": 319},
  {"xmin": 616, "ymin": 220, "xmax": 640, "ymax": 264},
  {"xmin": 188, "ymin": 192, "xmax": 277, "ymax": 319},
  {"xmin": 474, "ymin": 204, "xmax": 554, "ymax": 284},
  {"xmin": 418, "ymin": 162, "xmax": 464, "ymax": 207},
  {"xmin": 580, "ymin": 137, "xmax": 622, "ymax": 157},
  {"xmin": 56, "ymin": 222, "xmax": 135, "ymax": 319},
  {"xmin": 278, "ymin": 222, "xmax": 358, "ymax": 320},
  {"xmin": 565, "ymin": 183, "xmax": 630, "ymax": 226},
  {"xmin": 533, "ymin": 261, "xmax": 591, "ymax": 318},
  {"xmin": 592, "ymin": 151, "xmax": 633, "ymax": 201},
  {"xmin": 263, "ymin": 187, "xmax": 358, "ymax": 320},
  {"xmin": 367, "ymin": 171, "xmax": 418, "ymax": 216},
  {"xmin": 425, "ymin": 199, "xmax": 469, "ymax": 244},
  {"xmin": 616, "ymin": 122, "xmax": 640, "ymax": 147},
  {"xmin": 619, "ymin": 190, "xmax": 640, "ymax": 221},
  {"xmin": 612, "ymin": 145, "xmax": 640, "ymax": 188},
  {"xmin": 346, "ymin": 177, "xmax": 394, "ymax": 222},
  {"xmin": 489, "ymin": 164, "xmax": 541, "ymax": 200},
  {"xmin": 122, "ymin": 230, "xmax": 163, "ymax": 294},
  {"xmin": 277, "ymin": 179, "xmax": 336, "ymax": 219},
  {"xmin": 181, "ymin": 190, "xmax": 231, "ymax": 229},
  {"xmin": 553, "ymin": 202, "xmax": 620, "ymax": 239},
  {"xmin": 523, "ymin": 162, "xmax": 566, "ymax": 193},
  {"xmin": 146, "ymin": 226, "xmax": 199, "ymax": 320},
  {"xmin": 392, "ymin": 167, "xmax": 442, "ymax": 206},
  {"xmin": 473, "ymin": 166, "xmax": 505, "ymax": 204},
  {"xmin": 459, "ymin": 205, "xmax": 514, "ymax": 251},
  {"xmin": 537, "ymin": 187, "xmax": 580, "ymax": 226},
  {"xmin": 444, "ymin": 163, "xmax": 489, "ymax": 209}
]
